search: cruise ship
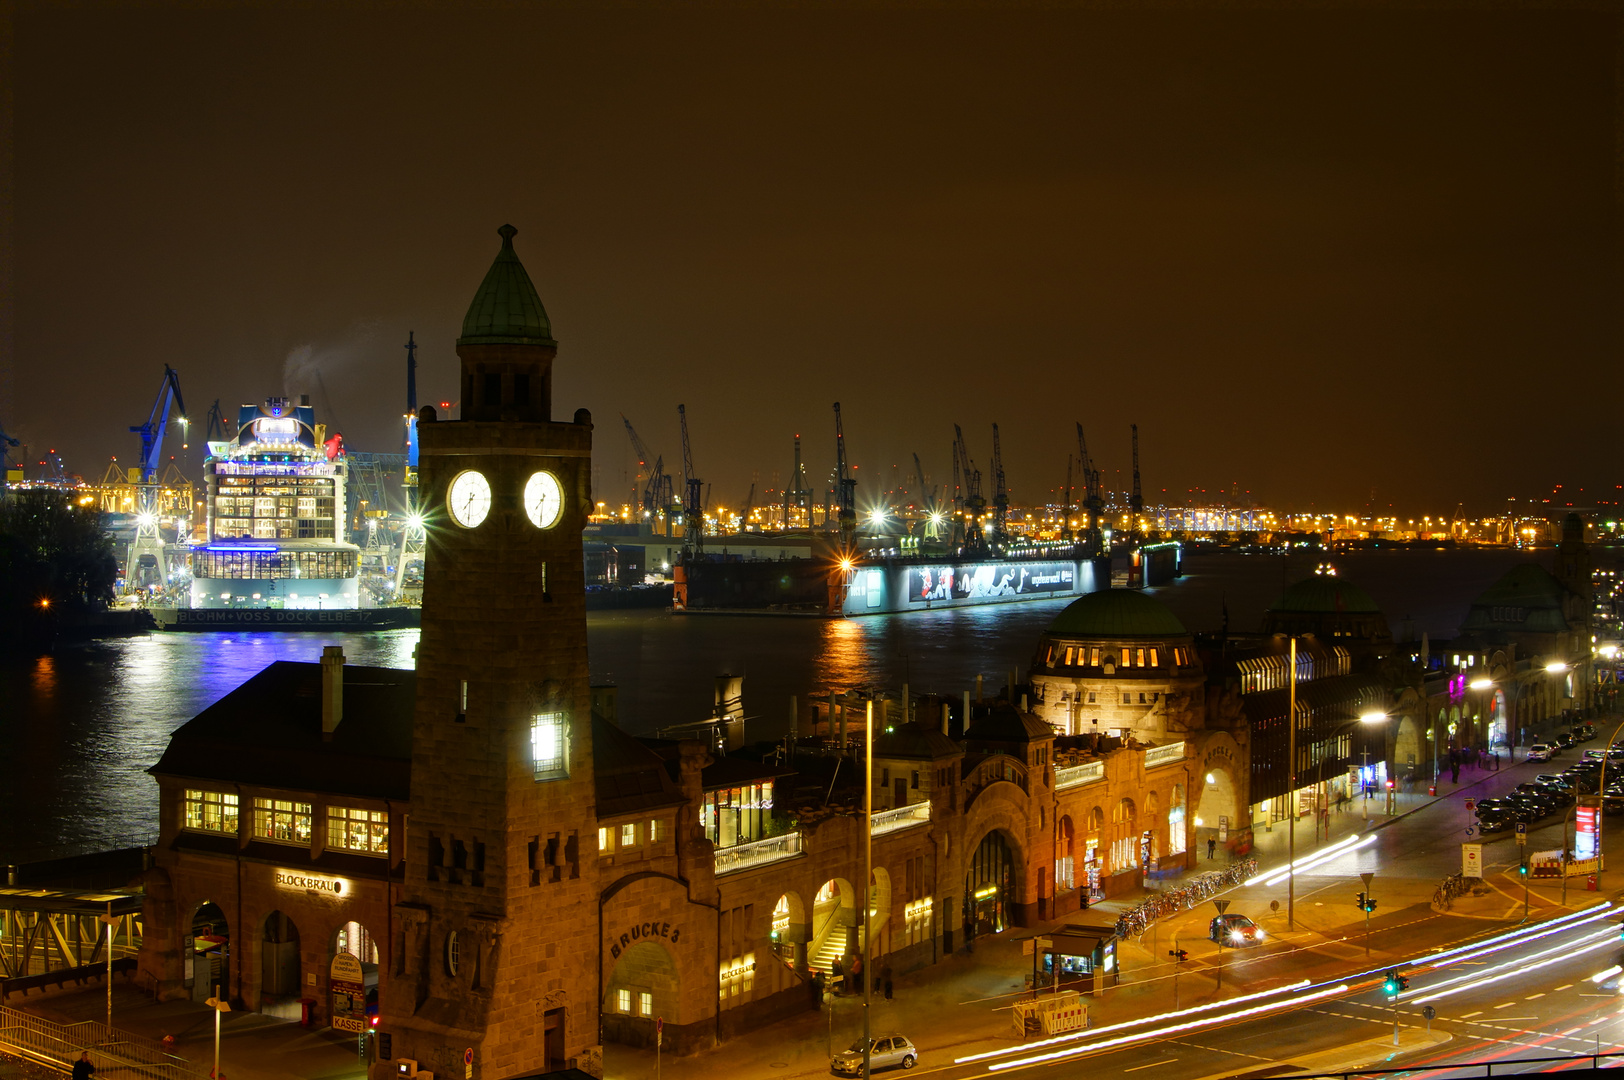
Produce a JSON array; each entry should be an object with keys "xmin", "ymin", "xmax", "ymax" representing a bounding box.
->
[{"xmin": 169, "ymin": 397, "xmax": 414, "ymax": 629}]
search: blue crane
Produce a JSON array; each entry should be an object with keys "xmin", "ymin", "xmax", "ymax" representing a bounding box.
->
[
  {"xmin": 126, "ymin": 366, "xmax": 189, "ymax": 591},
  {"xmin": 130, "ymin": 365, "xmax": 189, "ymax": 484}
]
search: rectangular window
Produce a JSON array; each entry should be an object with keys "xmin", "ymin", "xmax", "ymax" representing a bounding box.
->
[
  {"xmin": 327, "ymin": 806, "xmax": 388, "ymax": 855},
  {"xmin": 649, "ymin": 818, "xmax": 664, "ymax": 842},
  {"xmin": 639, "ymin": 991, "xmax": 653, "ymax": 1017},
  {"xmin": 1149, "ymin": 648, "xmax": 1160, "ymax": 667},
  {"xmin": 1136, "ymin": 648, "xmax": 1146, "ymax": 667},
  {"xmin": 598, "ymin": 827, "xmax": 610, "ymax": 853},
  {"xmin": 531, "ymin": 712, "xmax": 569, "ymax": 780},
  {"xmin": 183, "ymin": 790, "xmax": 239, "ymax": 834},
  {"xmin": 617, "ymin": 988, "xmax": 632, "ymax": 1013},
  {"xmin": 620, "ymin": 822, "xmax": 637, "ymax": 847},
  {"xmin": 1087, "ymin": 692, "xmax": 1096, "ymax": 704},
  {"xmin": 1122, "ymin": 693, "xmax": 1131, "ymax": 704},
  {"xmin": 1089, "ymin": 647, "xmax": 1100, "ymax": 666},
  {"xmin": 252, "ymin": 798, "xmax": 312, "ymax": 845},
  {"xmin": 1064, "ymin": 646, "xmax": 1075, "ymax": 666}
]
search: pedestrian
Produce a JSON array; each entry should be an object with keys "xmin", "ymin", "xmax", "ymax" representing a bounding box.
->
[
  {"xmin": 810, "ymin": 970, "xmax": 824, "ymax": 1009},
  {"xmin": 851, "ymin": 954, "xmax": 863, "ymax": 995},
  {"xmin": 883, "ymin": 963, "xmax": 894, "ymax": 1001},
  {"xmin": 831, "ymin": 957, "xmax": 845, "ymax": 995},
  {"xmin": 1207, "ymin": 837, "xmax": 1216, "ymax": 860},
  {"xmin": 72, "ymin": 1053, "xmax": 95, "ymax": 1080}
]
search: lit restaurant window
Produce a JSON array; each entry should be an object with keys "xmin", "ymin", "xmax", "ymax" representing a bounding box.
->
[
  {"xmin": 531, "ymin": 712, "xmax": 569, "ymax": 781},
  {"xmin": 598, "ymin": 827, "xmax": 610, "ymax": 853},
  {"xmin": 620, "ymin": 822, "xmax": 637, "ymax": 847},
  {"xmin": 253, "ymin": 798, "xmax": 313, "ymax": 845},
  {"xmin": 184, "ymin": 790, "xmax": 239, "ymax": 834},
  {"xmin": 327, "ymin": 806, "xmax": 389, "ymax": 855}
]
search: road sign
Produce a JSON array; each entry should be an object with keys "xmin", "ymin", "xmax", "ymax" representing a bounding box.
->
[
  {"xmin": 329, "ymin": 953, "xmax": 366, "ymax": 1033},
  {"xmin": 1516, "ymin": 822, "xmax": 1528, "ymax": 846},
  {"xmin": 1360, "ymin": 871, "xmax": 1374, "ymax": 888},
  {"xmin": 1212, "ymin": 899, "xmax": 1230, "ymax": 916},
  {"xmin": 465, "ymin": 1046, "xmax": 474, "ymax": 1080},
  {"xmin": 1465, "ymin": 798, "xmax": 1476, "ymax": 813},
  {"xmin": 1462, "ymin": 843, "xmax": 1483, "ymax": 878}
]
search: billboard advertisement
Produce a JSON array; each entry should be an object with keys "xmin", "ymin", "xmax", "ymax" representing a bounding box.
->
[{"xmin": 906, "ymin": 560, "xmax": 1076, "ymax": 604}]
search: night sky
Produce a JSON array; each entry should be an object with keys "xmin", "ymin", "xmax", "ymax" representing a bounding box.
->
[{"xmin": 4, "ymin": 7, "xmax": 1618, "ymax": 517}]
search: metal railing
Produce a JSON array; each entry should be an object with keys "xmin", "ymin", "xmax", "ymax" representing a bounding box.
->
[
  {"xmin": 870, "ymin": 802, "xmax": 930, "ymax": 836},
  {"xmin": 0, "ymin": 1005, "xmax": 208, "ymax": 1078},
  {"xmin": 714, "ymin": 832, "xmax": 804, "ymax": 875},
  {"xmin": 1142, "ymin": 741, "xmax": 1186, "ymax": 770},
  {"xmin": 1055, "ymin": 762, "xmax": 1104, "ymax": 790}
]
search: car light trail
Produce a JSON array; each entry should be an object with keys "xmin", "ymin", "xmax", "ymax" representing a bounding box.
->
[
  {"xmin": 1250, "ymin": 834, "xmax": 1366, "ymax": 887},
  {"xmin": 953, "ymin": 980, "xmax": 1311, "ymax": 1065},
  {"xmin": 1415, "ymin": 903, "xmax": 1615, "ymax": 969},
  {"xmin": 1591, "ymin": 965, "xmax": 1621, "ymax": 985},
  {"xmin": 1409, "ymin": 929, "xmax": 1619, "ymax": 1004},
  {"xmin": 984, "ymin": 984, "xmax": 1351, "ymax": 1071}
]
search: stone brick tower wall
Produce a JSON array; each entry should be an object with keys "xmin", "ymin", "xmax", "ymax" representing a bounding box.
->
[{"xmin": 381, "ymin": 225, "xmax": 598, "ymax": 1080}]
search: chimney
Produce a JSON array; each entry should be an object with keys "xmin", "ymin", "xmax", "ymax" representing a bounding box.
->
[{"xmin": 321, "ymin": 645, "xmax": 345, "ymax": 739}]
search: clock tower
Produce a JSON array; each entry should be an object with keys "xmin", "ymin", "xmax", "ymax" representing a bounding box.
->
[{"xmin": 382, "ymin": 225, "xmax": 598, "ymax": 1078}]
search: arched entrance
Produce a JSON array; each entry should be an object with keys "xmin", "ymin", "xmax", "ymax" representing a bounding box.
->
[
  {"xmin": 334, "ymin": 921, "xmax": 380, "ymax": 1024},
  {"xmin": 1197, "ymin": 767, "xmax": 1239, "ymax": 842},
  {"xmin": 810, "ymin": 879, "xmax": 855, "ymax": 974},
  {"xmin": 1394, "ymin": 715, "xmax": 1422, "ymax": 777},
  {"xmin": 261, "ymin": 910, "xmax": 301, "ymax": 1017},
  {"xmin": 770, "ymin": 892, "xmax": 807, "ymax": 966},
  {"xmin": 1055, "ymin": 816, "xmax": 1075, "ymax": 892},
  {"xmin": 1167, "ymin": 785, "xmax": 1187, "ymax": 857},
  {"xmin": 1490, "ymin": 691, "xmax": 1508, "ymax": 750},
  {"xmin": 186, "ymin": 901, "xmax": 229, "ymax": 1004},
  {"xmin": 604, "ymin": 940, "xmax": 679, "ymax": 1049},
  {"xmin": 965, "ymin": 831, "xmax": 1017, "ymax": 938},
  {"xmin": 866, "ymin": 868, "xmax": 892, "ymax": 952}
]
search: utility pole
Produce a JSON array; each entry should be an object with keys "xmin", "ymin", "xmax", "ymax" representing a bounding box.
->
[
  {"xmin": 1359, "ymin": 872, "xmax": 1375, "ymax": 957},
  {"xmin": 862, "ymin": 700, "xmax": 873, "ymax": 1080},
  {"xmin": 1288, "ymin": 636, "xmax": 1298, "ymax": 932}
]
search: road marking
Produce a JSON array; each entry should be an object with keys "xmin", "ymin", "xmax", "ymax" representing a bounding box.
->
[
  {"xmin": 1555, "ymin": 984, "xmax": 1574, "ymax": 991},
  {"xmin": 1461, "ymin": 1011, "xmax": 1482, "ymax": 1018},
  {"xmin": 1166, "ymin": 1040, "xmax": 1271, "ymax": 1062},
  {"xmin": 1125, "ymin": 1059, "xmax": 1179, "ymax": 1071},
  {"xmin": 1494, "ymin": 1002, "xmax": 1517, "ymax": 1009},
  {"xmin": 1525, "ymin": 993, "xmax": 1546, "ymax": 1000}
]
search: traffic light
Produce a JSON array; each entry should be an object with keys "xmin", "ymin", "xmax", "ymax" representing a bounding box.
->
[
  {"xmin": 1168, "ymin": 948, "xmax": 1189, "ymax": 962},
  {"xmin": 1382, "ymin": 970, "xmax": 1401, "ymax": 996},
  {"xmin": 1356, "ymin": 892, "xmax": 1377, "ymax": 912},
  {"xmin": 1396, "ymin": 974, "xmax": 1410, "ymax": 992},
  {"xmin": 1519, "ymin": 862, "xmax": 1528, "ymax": 877}
]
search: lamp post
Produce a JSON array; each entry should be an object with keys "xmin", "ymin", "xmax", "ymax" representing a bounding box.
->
[
  {"xmin": 1592, "ymin": 709, "xmax": 1624, "ymax": 892},
  {"xmin": 205, "ymin": 984, "xmax": 230, "ymax": 1079},
  {"xmin": 862, "ymin": 700, "xmax": 873, "ymax": 1080},
  {"xmin": 1288, "ymin": 637, "xmax": 1298, "ymax": 932}
]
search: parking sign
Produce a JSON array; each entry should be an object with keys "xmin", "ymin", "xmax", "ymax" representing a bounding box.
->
[{"xmin": 1515, "ymin": 822, "xmax": 1528, "ymax": 846}]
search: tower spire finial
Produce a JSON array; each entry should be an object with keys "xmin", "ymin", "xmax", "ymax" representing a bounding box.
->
[{"xmin": 499, "ymin": 223, "xmax": 518, "ymax": 246}]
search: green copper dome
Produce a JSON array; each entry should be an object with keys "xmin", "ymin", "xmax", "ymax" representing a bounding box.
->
[
  {"xmin": 1271, "ymin": 576, "xmax": 1381, "ymax": 615},
  {"xmin": 458, "ymin": 224, "xmax": 557, "ymax": 348},
  {"xmin": 1048, "ymin": 589, "xmax": 1188, "ymax": 639}
]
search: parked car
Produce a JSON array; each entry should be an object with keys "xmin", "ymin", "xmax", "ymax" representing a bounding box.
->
[
  {"xmin": 1475, "ymin": 809, "xmax": 1516, "ymax": 832},
  {"xmin": 1518, "ymin": 782, "xmax": 1574, "ymax": 807},
  {"xmin": 1476, "ymin": 798, "xmax": 1537, "ymax": 825},
  {"xmin": 1210, "ymin": 913, "xmax": 1266, "ymax": 948},
  {"xmin": 1529, "ymin": 744, "xmax": 1554, "ymax": 762},
  {"xmin": 1552, "ymin": 733, "xmax": 1576, "ymax": 750},
  {"xmin": 1502, "ymin": 791, "xmax": 1557, "ymax": 818},
  {"xmin": 832, "ymin": 1035, "xmax": 919, "ymax": 1074},
  {"xmin": 1535, "ymin": 774, "xmax": 1576, "ymax": 792},
  {"xmin": 1575, "ymin": 723, "xmax": 1598, "ymax": 741}
]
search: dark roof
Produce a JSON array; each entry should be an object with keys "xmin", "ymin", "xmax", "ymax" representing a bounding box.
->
[
  {"xmin": 873, "ymin": 721, "xmax": 963, "ymax": 761},
  {"xmin": 149, "ymin": 661, "xmax": 414, "ymax": 800},
  {"xmin": 1048, "ymin": 589, "xmax": 1188, "ymax": 639},
  {"xmin": 458, "ymin": 224, "xmax": 556, "ymax": 348},
  {"xmin": 592, "ymin": 714, "xmax": 688, "ymax": 818},
  {"xmin": 964, "ymin": 701, "xmax": 1055, "ymax": 744},
  {"xmin": 701, "ymin": 754, "xmax": 796, "ymax": 791},
  {"xmin": 1271, "ymin": 576, "xmax": 1381, "ymax": 615},
  {"xmin": 1460, "ymin": 563, "xmax": 1571, "ymax": 634}
]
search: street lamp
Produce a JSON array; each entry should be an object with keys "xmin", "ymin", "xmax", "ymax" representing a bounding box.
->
[
  {"xmin": 205, "ymin": 985, "xmax": 230, "ymax": 1079},
  {"xmin": 1359, "ymin": 712, "xmax": 1390, "ymax": 819}
]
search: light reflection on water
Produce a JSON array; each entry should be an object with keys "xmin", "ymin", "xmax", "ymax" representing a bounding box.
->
[{"xmin": 0, "ymin": 548, "xmax": 1532, "ymax": 865}]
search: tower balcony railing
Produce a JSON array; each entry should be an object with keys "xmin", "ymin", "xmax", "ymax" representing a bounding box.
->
[
  {"xmin": 1055, "ymin": 761, "xmax": 1105, "ymax": 790},
  {"xmin": 870, "ymin": 802, "xmax": 931, "ymax": 836},
  {"xmin": 714, "ymin": 831, "xmax": 804, "ymax": 876}
]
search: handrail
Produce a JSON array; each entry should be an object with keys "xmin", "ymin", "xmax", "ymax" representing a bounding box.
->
[
  {"xmin": 871, "ymin": 803, "xmax": 930, "ymax": 836},
  {"xmin": 714, "ymin": 832, "xmax": 804, "ymax": 876},
  {"xmin": 1055, "ymin": 762, "xmax": 1104, "ymax": 790},
  {"xmin": 0, "ymin": 1005, "xmax": 208, "ymax": 1078}
]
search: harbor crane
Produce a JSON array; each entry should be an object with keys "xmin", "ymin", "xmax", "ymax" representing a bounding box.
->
[
  {"xmin": 127, "ymin": 365, "xmax": 189, "ymax": 590},
  {"xmin": 1076, "ymin": 421, "xmax": 1104, "ymax": 551},
  {"xmin": 1130, "ymin": 422, "xmax": 1144, "ymax": 538},
  {"xmin": 1060, "ymin": 454, "xmax": 1073, "ymax": 542},
  {"xmin": 783, "ymin": 435, "xmax": 812, "ymax": 531},
  {"xmin": 833, "ymin": 402, "xmax": 857, "ymax": 548},
  {"xmin": 912, "ymin": 452, "xmax": 941, "ymax": 540},
  {"xmin": 990, "ymin": 423, "xmax": 1009, "ymax": 551},
  {"xmin": 952, "ymin": 424, "xmax": 986, "ymax": 556},
  {"xmin": 622, "ymin": 415, "xmax": 673, "ymax": 528},
  {"xmin": 0, "ymin": 419, "xmax": 19, "ymax": 495},
  {"xmin": 678, "ymin": 404, "xmax": 704, "ymax": 557}
]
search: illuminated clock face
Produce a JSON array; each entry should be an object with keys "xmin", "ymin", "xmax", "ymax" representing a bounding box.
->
[
  {"xmin": 524, "ymin": 470, "xmax": 563, "ymax": 529},
  {"xmin": 447, "ymin": 470, "xmax": 492, "ymax": 528}
]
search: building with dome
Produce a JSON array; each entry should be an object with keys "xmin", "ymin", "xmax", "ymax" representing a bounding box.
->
[
  {"xmin": 1029, "ymin": 589, "xmax": 1250, "ymax": 865},
  {"xmin": 1261, "ymin": 573, "xmax": 1393, "ymax": 657}
]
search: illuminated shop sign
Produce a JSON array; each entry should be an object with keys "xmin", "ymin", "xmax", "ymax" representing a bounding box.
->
[
  {"xmin": 275, "ymin": 871, "xmax": 347, "ymax": 894},
  {"xmin": 907, "ymin": 561, "xmax": 1074, "ymax": 604}
]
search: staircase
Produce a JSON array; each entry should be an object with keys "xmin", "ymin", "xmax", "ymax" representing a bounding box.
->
[{"xmin": 808, "ymin": 901, "xmax": 853, "ymax": 973}]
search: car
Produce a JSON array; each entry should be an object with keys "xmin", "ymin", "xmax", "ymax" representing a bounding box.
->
[
  {"xmin": 1476, "ymin": 798, "xmax": 1537, "ymax": 825},
  {"xmin": 1210, "ymin": 913, "xmax": 1266, "ymax": 948},
  {"xmin": 1529, "ymin": 744, "xmax": 1554, "ymax": 762},
  {"xmin": 832, "ymin": 1035, "xmax": 919, "ymax": 1074},
  {"xmin": 1518, "ymin": 782, "xmax": 1574, "ymax": 807},
  {"xmin": 1559, "ymin": 772, "xmax": 1600, "ymax": 794},
  {"xmin": 1502, "ymin": 792, "xmax": 1556, "ymax": 818},
  {"xmin": 1575, "ymin": 723, "xmax": 1598, "ymax": 741},
  {"xmin": 1552, "ymin": 733, "xmax": 1576, "ymax": 750},
  {"xmin": 1535, "ymin": 774, "xmax": 1575, "ymax": 790},
  {"xmin": 1475, "ymin": 810, "xmax": 1515, "ymax": 832}
]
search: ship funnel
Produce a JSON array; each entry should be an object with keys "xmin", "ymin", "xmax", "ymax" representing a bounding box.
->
[{"xmin": 321, "ymin": 645, "xmax": 345, "ymax": 739}]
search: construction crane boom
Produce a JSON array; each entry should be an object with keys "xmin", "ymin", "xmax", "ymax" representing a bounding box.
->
[
  {"xmin": 678, "ymin": 404, "xmax": 703, "ymax": 555},
  {"xmin": 1060, "ymin": 453, "xmax": 1073, "ymax": 542},
  {"xmin": 952, "ymin": 424, "xmax": 986, "ymax": 555},
  {"xmin": 833, "ymin": 402, "xmax": 857, "ymax": 547},
  {"xmin": 131, "ymin": 365, "xmax": 189, "ymax": 483},
  {"xmin": 990, "ymin": 423, "xmax": 1008, "ymax": 549},
  {"xmin": 1130, "ymin": 422, "xmax": 1143, "ymax": 517},
  {"xmin": 1076, "ymin": 421, "xmax": 1104, "ymax": 548},
  {"xmin": 913, "ymin": 452, "xmax": 941, "ymax": 540}
]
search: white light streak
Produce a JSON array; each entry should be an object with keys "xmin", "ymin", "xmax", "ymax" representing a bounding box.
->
[{"xmin": 1411, "ymin": 930, "xmax": 1618, "ymax": 1004}]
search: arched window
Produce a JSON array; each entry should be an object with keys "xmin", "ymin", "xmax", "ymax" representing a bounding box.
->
[{"xmin": 1055, "ymin": 816, "xmax": 1075, "ymax": 891}]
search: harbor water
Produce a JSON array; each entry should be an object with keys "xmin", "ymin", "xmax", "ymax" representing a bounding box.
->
[{"xmin": 0, "ymin": 548, "xmax": 1536, "ymax": 865}]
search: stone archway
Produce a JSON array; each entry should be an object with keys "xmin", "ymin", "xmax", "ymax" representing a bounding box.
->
[
  {"xmin": 1167, "ymin": 784, "xmax": 1187, "ymax": 857},
  {"xmin": 1195, "ymin": 767, "xmax": 1239, "ymax": 846},
  {"xmin": 965, "ymin": 831, "xmax": 1018, "ymax": 938},
  {"xmin": 603, "ymin": 939, "xmax": 679, "ymax": 1049},
  {"xmin": 186, "ymin": 901, "xmax": 229, "ymax": 1005},
  {"xmin": 261, "ymin": 910, "xmax": 302, "ymax": 1013},
  {"xmin": 1055, "ymin": 816, "xmax": 1076, "ymax": 892},
  {"xmin": 867, "ymin": 868, "xmax": 892, "ymax": 948},
  {"xmin": 770, "ymin": 892, "xmax": 807, "ymax": 966},
  {"xmin": 1394, "ymin": 715, "xmax": 1422, "ymax": 776},
  {"xmin": 810, "ymin": 878, "xmax": 855, "ymax": 974},
  {"xmin": 333, "ymin": 920, "xmax": 381, "ymax": 1024}
]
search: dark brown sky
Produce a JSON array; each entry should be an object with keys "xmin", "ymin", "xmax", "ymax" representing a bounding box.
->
[{"xmin": 4, "ymin": 5, "xmax": 1619, "ymax": 517}]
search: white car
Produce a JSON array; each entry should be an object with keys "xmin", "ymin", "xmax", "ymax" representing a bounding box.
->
[
  {"xmin": 1528, "ymin": 744, "xmax": 1553, "ymax": 762},
  {"xmin": 832, "ymin": 1035, "xmax": 919, "ymax": 1074}
]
